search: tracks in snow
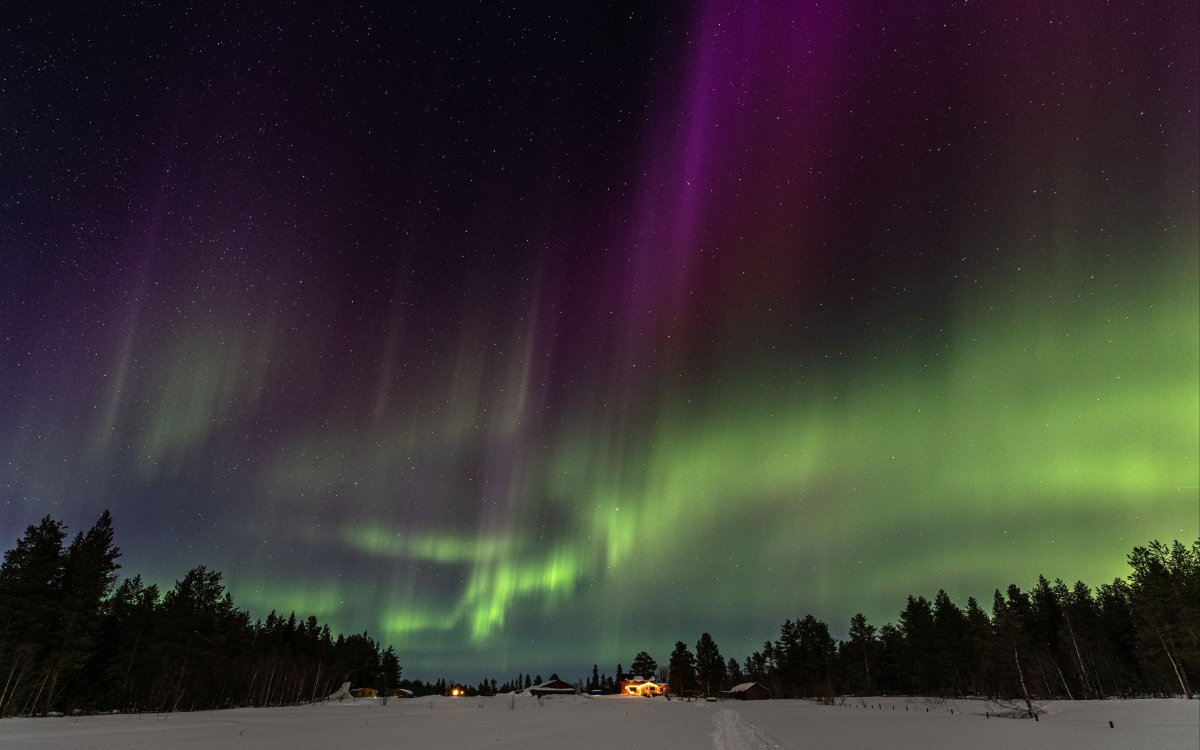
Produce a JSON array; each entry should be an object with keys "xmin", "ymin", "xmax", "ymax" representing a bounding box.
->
[{"xmin": 711, "ymin": 708, "xmax": 782, "ymax": 750}]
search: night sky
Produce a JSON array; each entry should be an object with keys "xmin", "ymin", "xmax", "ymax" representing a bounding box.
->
[{"xmin": 2, "ymin": 1, "xmax": 1197, "ymax": 681}]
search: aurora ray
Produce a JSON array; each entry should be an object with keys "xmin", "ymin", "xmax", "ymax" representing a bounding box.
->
[{"xmin": 1, "ymin": 0, "xmax": 1195, "ymax": 680}]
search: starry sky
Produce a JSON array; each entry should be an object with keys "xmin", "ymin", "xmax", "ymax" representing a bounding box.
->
[{"xmin": 2, "ymin": 1, "xmax": 1197, "ymax": 681}]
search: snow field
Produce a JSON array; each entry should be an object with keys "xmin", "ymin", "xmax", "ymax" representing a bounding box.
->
[{"xmin": 0, "ymin": 693, "xmax": 1194, "ymax": 750}]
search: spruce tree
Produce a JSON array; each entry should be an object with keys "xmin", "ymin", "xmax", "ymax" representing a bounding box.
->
[
  {"xmin": 380, "ymin": 647, "xmax": 401, "ymax": 692},
  {"xmin": 695, "ymin": 633, "xmax": 725, "ymax": 695},
  {"xmin": 0, "ymin": 516, "xmax": 66, "ymax": 715},
  {"xmin": 846, "ymin": 613, "xmax": 877, "ymax": 695},
  {"xmin": 52, "ymin": 511, "xmax": 121, "ymax": 710},
  {"xmin": 726, "ymin": 657, "xmax": 742, "ymax": 686},
  {"xmin": 667, "ymin": 641, "xmax": 696, "ymax": 694},
  {"xmin": 931, "ymin": 591, "xmax": 968, "ymax": 696}
]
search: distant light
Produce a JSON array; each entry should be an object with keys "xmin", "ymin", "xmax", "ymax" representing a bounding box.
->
[{"xmin": 451, "ymin": 688, "xmax": 462, "ymax": 696}]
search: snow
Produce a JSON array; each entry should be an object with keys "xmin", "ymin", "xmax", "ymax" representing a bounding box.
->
[{"xmin": 0, "ymin": 694, "xmax": 1194, "ymax": 749}]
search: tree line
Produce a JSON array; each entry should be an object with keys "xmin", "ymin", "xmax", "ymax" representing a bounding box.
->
[
  {"xmin": 603, "ymin": 539, "xmax": 1196, "ymax": 708},
  {"xmin": 0, "ymin": 512, "xmax": 405, "ymax": 716},
  {"xmin": 1, "ymin": 512, "xmax": 1194, "ymax": 715}
]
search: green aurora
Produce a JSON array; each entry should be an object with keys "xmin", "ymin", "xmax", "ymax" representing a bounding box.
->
[{"xmin": 2, "ymin": 0, "xmax": 1196, "ymax": 681}]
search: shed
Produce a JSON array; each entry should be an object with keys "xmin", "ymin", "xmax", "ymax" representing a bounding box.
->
[
  {"xmin": 530, "ymin": 678, "xmax": 577, "ymax": 696},
  {"xmin": 728, "ymin": 682, "xmax": 771, "ymax": 700}
]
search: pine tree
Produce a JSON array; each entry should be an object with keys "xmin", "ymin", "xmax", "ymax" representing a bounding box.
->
[
  {"xmin": 695, "ymin": 633, "xmax": 725, "ymax": 695},
  {"xmin": 726, "ymin": 657, "xmax": 743, "ymax": 687},
  {"xmin": 629, "ymin": 651, "xmax": 656, "ymax": 678},
  {"xmin": 963, "ymin": 596, "xmax": 995, "ymax": 697},
  {"xmin": 0, "ymin": 516, "xmax": 66, "ymax": 716},
  {"xmin": 931, "ymin": 591, "xmax": 968, "ymax": 696},
  {"xmin": 845, "ymin": 613, "xmax": 877, "ymax": 695},
  {"xmin": 667, "ymin": 641, "xmax": 696, "ymax": 694},
  {"xmin": 1029, "ymin": 576, "xmax": 1074, "ymax": 698},
  {"xmin": 899, "ymin": 596, "xmax": 936, "ymax": 695},
  {"xmin": 51, "ymin": 511, "xmax": 121, "ymax": 711},
  {"xmin": 380, "ymin": 647, "xmax": 401, "ymax": 692},
  {"xmin": 1127, "ymin": 541, "xmax": 1198, "ymax": 697},
  {"xmin": 993, "ymin": 587, "xmax": 1035, "ymax": 717}
]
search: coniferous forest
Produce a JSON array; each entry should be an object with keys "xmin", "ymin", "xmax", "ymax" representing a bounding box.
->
[{"xmin": 0, "ymin": 511, "xmax": 1195, "ymax": 716}]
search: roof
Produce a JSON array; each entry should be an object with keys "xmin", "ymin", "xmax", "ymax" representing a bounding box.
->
[
  {"xmin": 529, "ymin": 679, "xmax": 576, "ymax": 694},
  {"xmin": 729, "ymin": 682, "xmax": 771, "ymax": 693}
]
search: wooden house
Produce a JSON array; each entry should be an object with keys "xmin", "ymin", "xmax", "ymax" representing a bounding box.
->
[{"xmin": 620, "ymin": 677, "xmax": 669, "ymax": 696}]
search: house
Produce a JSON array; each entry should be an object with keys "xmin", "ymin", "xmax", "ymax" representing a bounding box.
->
[
  {"xmin": 448, "ymin": 684, "xmax": 467, "ymax": 696},
  {"xmin": 350, "ymin": 687, "xmax": 379, "ymax": 698},
  {"xmin": 620, "ymin": 677, "xmax": 668, "ymax": 697},
  {"xmin": 727, "ymin": 682, "xmax": 771, "ymax": 700},
  {"xmin": 529, "ymin": 678, "xmax": 577, "ymax": 696}
]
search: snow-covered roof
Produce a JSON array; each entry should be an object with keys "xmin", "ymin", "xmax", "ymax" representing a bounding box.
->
[
  {"xmin": 729, "ymin": 682, "xmax": 769, "ymax": 693},
  {"xmin": 530, "ymin": 679, "xmax": 576, "ymax": 694}
]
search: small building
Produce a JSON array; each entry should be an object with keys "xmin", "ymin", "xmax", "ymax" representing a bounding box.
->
[
  {"xmin": 621, "ymin": 677, "xmax": 668, "ymax": 697},
  {"xmin": 326, "ymin": 681, "xmax": 352, "ymax": 701},
  {"xmin": 530, "ymin": 678, "xmax": 577, "ymax": 696},
  {"xmin": 388, "ymin": 688, "xmax": 414, "ymax": 698},
  {"xmin": 350, "ymin": 687, "xmax": 379, "ymax": 698},
  {"xmin": 728, "ymin": 682, "xmax": 771, "ymax": 701},
  {"xmin": 448, "ymin": 684, "xmax": 467, "ymax": 697}
]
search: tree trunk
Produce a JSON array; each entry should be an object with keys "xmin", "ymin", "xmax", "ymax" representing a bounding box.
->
[
  {"xmin": 25, "ymin": 665, "xmax": 53, "ymax": 716},
  {"xmin": 0, "ymin": 657, "xmax": 29, "ymax": 716},
  {"xmin": 1156, "ymin": 627, "xmax": 1193, "ymax": 699},
  {"xmin": 1063, "ymin": 614, "xmax": 1092, "ymax": 698},
  {"xmin": 1052, "ymin": 659, "xmax": 1074, "ymax": 700},
  {"xmin": 1007, "ymin": 631, "xmax": 1035, "ymax": 718},
  {"xmin": 1037, "ymin": 661, "xmax": 1054, "ymax": 697},
  {"xmin": 120, "ymin": 632, "xmax": 142, "ymax": 703},
  {"xmin": 310, "ymin": 661, "xmax": 322, "ymax": 703},
  {"xmin": 263, "ymin": 662, "xmax": 276, "ymax": 706},
  {"xmin": 246, "ymin": 664, "xmax": 258, "ymax": 707}
]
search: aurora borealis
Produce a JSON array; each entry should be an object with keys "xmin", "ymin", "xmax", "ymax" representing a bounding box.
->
[{"xmin": 2, "ymin": 0, "xmax": 1197, "ymax": 681}]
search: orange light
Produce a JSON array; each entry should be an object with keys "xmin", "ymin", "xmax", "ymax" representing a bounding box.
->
[{"xmin": 451, "ymin": 688, "xmax": 461, "ymax": 696}]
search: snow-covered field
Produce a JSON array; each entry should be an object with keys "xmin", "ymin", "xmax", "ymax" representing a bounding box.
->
[{"xmin": 0, "ymin": 693, "xmax": 1195, "ymax": 749}]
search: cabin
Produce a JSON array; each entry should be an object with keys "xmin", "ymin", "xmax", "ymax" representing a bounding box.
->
[
  {"xmin": 530, "ymin": 678, "xmax": 577, "ymax": 696},
  {"xmin": 448, "ymin": 684, "xmax": 467, "ymax": 696},
  {"xmin": 350, "ymin": 687, "xmax": 378, "ymax": 698},
  {"xmin": 388, "ymin": 688, "xmax": 414, "ymax": 698},
  {"xmin": 620, "ymin": 677, "xmax": 669, "ymax": 697},
  {"xmin": 727, "ymin": 682, "xmax": 771, "ymax": 700}
]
